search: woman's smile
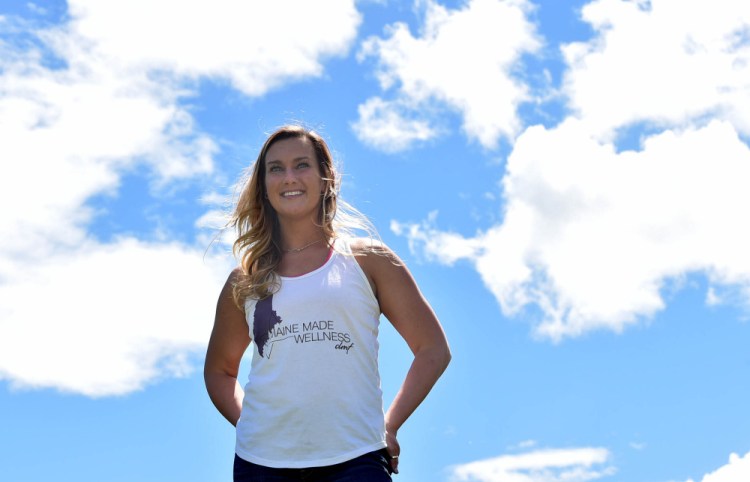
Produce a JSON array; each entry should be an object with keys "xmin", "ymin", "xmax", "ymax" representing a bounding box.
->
[{"xmin": 281, "ymin": 190, "xmax": 304, "ymax": 197}]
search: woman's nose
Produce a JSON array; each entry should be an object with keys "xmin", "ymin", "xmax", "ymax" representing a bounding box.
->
[{"xmin": 282, "ymin": 168, "xmax": 297, "ymax": 183}]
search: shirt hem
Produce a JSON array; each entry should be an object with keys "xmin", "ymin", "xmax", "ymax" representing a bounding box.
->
[{"xmin": 235, "ymin": 441, "xmax": 388, "ymax": 469}]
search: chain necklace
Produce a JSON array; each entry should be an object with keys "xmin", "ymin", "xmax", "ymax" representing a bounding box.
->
[{"xmin": 283, "ymin": 239, "xmax": 324, "ymax": 253}]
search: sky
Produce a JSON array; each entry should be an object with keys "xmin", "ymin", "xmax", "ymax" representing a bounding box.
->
[{"xmin": 1, "ymin": 0, "xmax": 749, "ymax": 481}]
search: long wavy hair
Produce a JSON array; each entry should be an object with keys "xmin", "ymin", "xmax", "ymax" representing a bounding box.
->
[{"xmin": 229, "ymin": 125, "xmax": 375, "ymax": 308}]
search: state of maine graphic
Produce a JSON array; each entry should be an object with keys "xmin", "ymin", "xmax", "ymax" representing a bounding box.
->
[{"xmin": 253, "ymin": 295, "xmax": 283, "ymax": 358}]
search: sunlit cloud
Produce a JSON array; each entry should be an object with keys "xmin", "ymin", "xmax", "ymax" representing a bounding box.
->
[
  {"xmin": 399, "ymin": 119, "xmax": 750, "ymax": 340},
  {"xmin": 562, "ymin": 0, "xmax": 750, "ymax": 139},
  {"xmin": 686, "ymin": 450, "xmax": 750, "ymax": 482},
  {"xmin": 449, "ymin": 447, "xmax": 615, "ymax": 482},
  {"xmin": 395, "ymin": 0, "xmax": 750, "ymax": 340},
  {"xmin": 0, "ymin": 240, "xmax": 231, "ymax": 397},
  {"xmin": 355, "ymin": 0, "xmax": 541, "ymax": 150},
  {"xmin": 65, "ymin": 0, "xmax": 361, "ymax": 96},
  {"xmin": 351, "ymin": 96, "xmax": 439, "ymax": 152},
  {"xmin": 0, "ymin": 0, "xmax": 362, "ymax": 396}
]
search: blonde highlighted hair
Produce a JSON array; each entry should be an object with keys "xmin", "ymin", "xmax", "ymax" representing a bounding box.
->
[{"xmin": 229, "ymin": 125, "xmax": 376, "ymax": 308}]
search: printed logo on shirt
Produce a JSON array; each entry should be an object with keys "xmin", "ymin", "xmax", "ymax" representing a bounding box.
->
[
  {"xmin": 253, "ymin": 295, "xmax": 284, "ymax": 358},
  {"xmin": 253, "ymin": 294, "xmax": 355, "ymax": 359}
]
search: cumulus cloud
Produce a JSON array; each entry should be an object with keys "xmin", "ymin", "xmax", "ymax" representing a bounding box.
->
[
  {"xmin": 0, "ymin": 33, "xmax": 215, "ymax": 256},
  {"xmin": 0, "ymin": 1, "xmax": 361, "ymax": 395},
  {"xmin": 686, "ymin": 450, "xmax": 750, "ymax": 482},
  {"xmin": 400, "ymin": 119, "xmax": 750, "ymax": 340},
  {"xmin": 562, "ymin": 0, "xmax": 750, "ymax": 138},
  {"xmin": 352, "ymin": 97, "xmax": 439, "ymax": 152},
  {"xmin": 0, "ymin": 240, "xmax": 231, "ymax": 397},
  {"xmin": 355, "ymin": 0, "xmax": 541, "ymax": 150},
  {"xmin": 395, "ymin": 0, "xmax": 750, "ymax": 340},
  {"xmin": 450, "ymin": 447, "xmax": 615, "ymax": 482},
  {"xmin": 66, "ymin": 0, "xmax": 361, "ymax": 96}
]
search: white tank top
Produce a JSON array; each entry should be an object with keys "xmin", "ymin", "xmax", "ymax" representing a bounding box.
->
[{"xmin": 235, "ymin": 238, "xmax": 387, "ymax": 468}]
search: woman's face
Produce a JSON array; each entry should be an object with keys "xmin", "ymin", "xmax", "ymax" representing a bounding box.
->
[{"xmin": 263, "ymin": 136, "xmax": 325, "ymax": 222}]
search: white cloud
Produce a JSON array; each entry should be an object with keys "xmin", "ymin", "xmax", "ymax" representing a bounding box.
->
[
  {"xmin": 562, "ymin": 0, "xmax": 750, "ymax": 138},
  {"xmin": 391, "ymin": 211, "xmax": 484, "ymax": 265},
  {"xmin": 65, "ymin": 0, "xmax": 361, "ymax": 96},
  {"xmin": 0, "ymin": 239, "xmax": 231, "ymax": 397},
  {"xmin": 450, "ymin": 447, "xmax": 615, "ymax": 482},
  {"xmin": 0, "ymin": 15, "xmax": 222, "ymax": 396},
  {"xmin": 399, "ymin": 119, "xmax": 750, "ymax": 340},
  {"xmin": 0, "ymin": 48, "xmax": 215, "ymax": 253},
  {"xmin": 351, "ymin": 97, "xmax": 439, "ymax": 152},
  {"xmin": 686, "ymin": 450, "xmax": 750, "ymax": 482},
  {"xmin": 395, "ymin": 0, "xmax": 750, "ymax": 340},
  {"xmin": 0, "ymin": 1, "xmax": 361, "ymax": 395},
  {"xmin": 355, "ymin": 0, "xmax": 541, "ymax": 150}
]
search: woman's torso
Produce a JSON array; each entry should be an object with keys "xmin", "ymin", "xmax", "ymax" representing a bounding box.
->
[{"xmin": 235, "ymin": 238, "xmax": 387, "ymax": 468}]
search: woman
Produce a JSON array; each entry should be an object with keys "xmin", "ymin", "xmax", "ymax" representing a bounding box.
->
[{"xmin": 204, "ymin": 125, "xmax": 451, "ymax": 481}]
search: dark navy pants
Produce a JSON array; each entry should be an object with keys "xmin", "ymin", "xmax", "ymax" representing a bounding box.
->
[{"xmin": 233, "ymin": 449, "xmax": 393, "ymax": 482}]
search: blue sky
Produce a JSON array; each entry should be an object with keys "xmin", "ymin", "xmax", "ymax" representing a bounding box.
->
[{"xmin": 1, "ymin": 1, "xmax": 749, "ymax": 481}]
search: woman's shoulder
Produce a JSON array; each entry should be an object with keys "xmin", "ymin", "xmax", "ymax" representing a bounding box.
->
[
  {"xmin": 346, "ymin": 237, "xmax": 402, "ymax": 270},
  {"xmin": 347, "ymin": 236, "xmax": 388, "ymax": 255},
  {"xmin": 227, "ymin": 266, "xmax": 245, "ymax": 283}
]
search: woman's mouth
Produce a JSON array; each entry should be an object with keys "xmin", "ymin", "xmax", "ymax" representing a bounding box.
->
[{"xmin": 281, "ymin": 190, "xmax": 304, "ymax": 197}]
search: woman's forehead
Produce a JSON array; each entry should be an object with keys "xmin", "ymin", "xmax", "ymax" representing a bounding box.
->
[{"xmin": 265, "ymin": 136, "xmax": 314, "ymax": 162}]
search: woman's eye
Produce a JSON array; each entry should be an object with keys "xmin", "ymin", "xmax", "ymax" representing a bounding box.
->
[
  {"xmin": 296, "ymin": 162, "xmax": 310, "ymax": 169},
  {"xmin": 269, "ymin": 165, "xmax": 282, "ymax": 172}
]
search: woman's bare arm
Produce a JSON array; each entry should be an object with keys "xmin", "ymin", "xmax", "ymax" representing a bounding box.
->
[
  {"xmin": 355, "ymin": 241, "xmax": 452, "ymax": 473},
  {"xmin": 204, "ymin": 268, "xmax": 251, "ymax": 426}
]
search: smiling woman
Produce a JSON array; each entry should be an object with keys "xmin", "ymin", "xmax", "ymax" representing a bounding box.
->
[
  {"xmin": 203, "ymin": 125, "xmax": 451, "ymax": 481},
  {"xmin": 228, "ymin": 126, "xmax": 344, "ymax": 298}
]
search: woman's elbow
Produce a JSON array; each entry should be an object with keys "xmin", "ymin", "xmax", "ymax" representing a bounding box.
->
[
  {"xmin": 439, "ymin": 343, "xmax": 452, "ymax": 372},
  {"xmin": 422, "ymin": 341, "xmax": 451, "ymax": 374}
]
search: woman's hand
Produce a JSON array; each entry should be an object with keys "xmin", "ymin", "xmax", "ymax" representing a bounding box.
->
[{"xmin": 386, "ymin": 430, "xmax": 401, "ymax": 474}]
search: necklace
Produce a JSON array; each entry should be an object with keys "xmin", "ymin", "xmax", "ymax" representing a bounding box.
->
[{"xmin": 283, "ymin": 239, "xmax": 323, "ymax": 253}]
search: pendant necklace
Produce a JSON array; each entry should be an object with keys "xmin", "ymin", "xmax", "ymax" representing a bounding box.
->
[{"xmin": 283, "ymin": 239, "xmax": 323, "ymax": 253}]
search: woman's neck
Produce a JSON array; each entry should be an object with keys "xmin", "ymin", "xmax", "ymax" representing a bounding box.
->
[
  {"xmin": 277, "ymin": 221, "xmax": 327, "ymax": 252},
  {"xmin": 275, "ymin": 221, "xmax": 332, "ymax": 277}
]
